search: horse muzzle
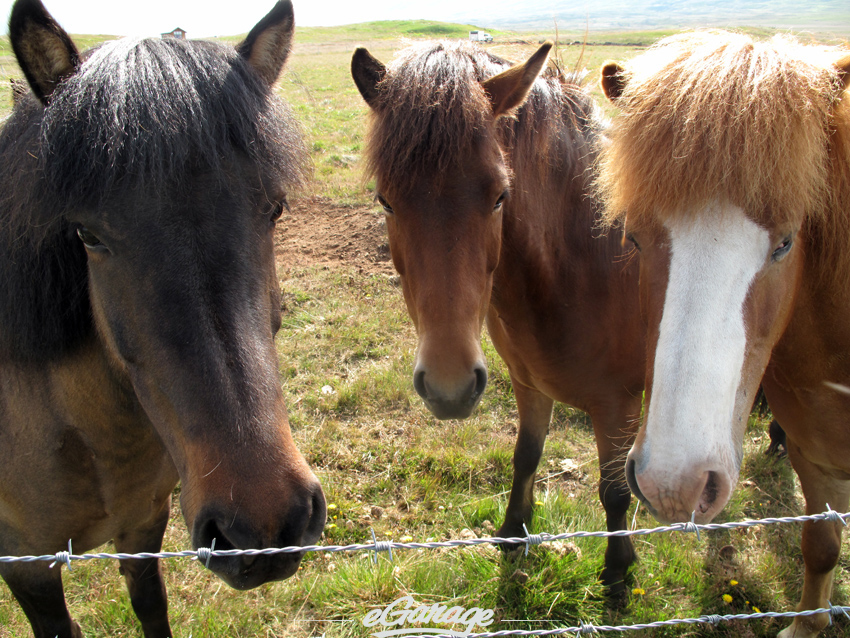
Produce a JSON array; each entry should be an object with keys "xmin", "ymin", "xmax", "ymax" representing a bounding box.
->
[
  {"xmin": 413, "ymin": 362, "xmax": 487, "ymax": 420},
  {"xmin": 190, "ymin": 478, "xmax": 326, "ymax": 589},
  {"xmin": 625, "ymin": 451, "xmax": 734, "ymax": 525}
]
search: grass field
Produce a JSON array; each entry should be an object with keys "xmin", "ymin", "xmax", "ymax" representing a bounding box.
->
[{"xmin": 1, "ymin": 19, "xmax": 849, "ymax": 638}]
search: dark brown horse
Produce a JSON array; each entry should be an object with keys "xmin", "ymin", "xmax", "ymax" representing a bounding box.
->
[
  {"xmin": 598, "ymin": 32, "xmax": 850, "ymax": 637},
  {"xmin": 0, "ymin": 1, "xmax": 325, "ymax": 636},
  {"xmin": 352, "ymin": 41, "xmax": 645, "ymax": 595}
]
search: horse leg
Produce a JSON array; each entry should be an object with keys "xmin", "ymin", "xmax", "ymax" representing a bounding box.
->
[
  {"xmin": 114, "ymin": 498, "xmax": 173, "ymax": 638},
  {"xmin": 496, "ymin": 381, "xmax": 554, "ymax": 542},
  {"xmin": 778, "ymin": 444, "xmax": 850, "ymax": 638},
  {"xmin": 588, "ymin": 396, "xmax": 640, "ymax": 600},
  {"xmin": 1, "ymin": 562, "xmax": 82, "ymax": 638}
]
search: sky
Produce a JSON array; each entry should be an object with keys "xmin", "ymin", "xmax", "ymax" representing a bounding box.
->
[
  {"xmin": 0, "ymin": 0, "xmax": 487, "ymax": 37},
  {"xmin": 2, "ymin": 1, "xmax": 846, "ymax": 39}
]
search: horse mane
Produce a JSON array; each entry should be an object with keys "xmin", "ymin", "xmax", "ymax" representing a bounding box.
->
[
  {"xmin": 364, "ymin": 40, "xmax": 601, "ymax": 193},
  {"xmin": 0, "ymin": 36, "xmax": 309, "ymax": 362},
  {"xmin": 596, "ymin": 31, "xmax": 849, "ymax": 236}
]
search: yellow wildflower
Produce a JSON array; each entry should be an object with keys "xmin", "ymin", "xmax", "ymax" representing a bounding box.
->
[
  {"xmin": 752, "ymin": 606, "xmax": 761, "ymax": 613},
  {"xmin": 632, "ymin": 588, "xmax": 645, "ymax": 596},
  {"xmin": 730, "ymin": 580, "xmax": 738, "ymax": 586},
  {"xmin": 400, "ymin": 535, "xmax": 414, "ymax": 542},
  {"xmin": 722, "ymin": 594, "xmax": 733, "ymax": 604},
  {"xmin": 328, "ymin": 503, "xmax": 337, "ymax": 510}
]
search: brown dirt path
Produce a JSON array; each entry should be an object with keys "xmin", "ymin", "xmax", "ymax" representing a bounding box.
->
[{"xmin": 274, "ymin": 196, "xmax": 394, "ymax": 276}]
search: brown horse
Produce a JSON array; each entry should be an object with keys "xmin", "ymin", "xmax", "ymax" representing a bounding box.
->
[
  {"xmin": 598, "ymin": 31, "xmax": 850, "ymax": 637},
  {"xmin": 0, "ymin": 1, "xmax": 325, "ymax": 636},
  {"xmin": 352, "ymin": 41, "xmax": 645, "ymax": 595}
]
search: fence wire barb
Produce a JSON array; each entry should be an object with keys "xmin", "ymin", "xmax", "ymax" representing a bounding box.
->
[{"xmin": 371, "ymin": 528, "xmax": 393, "ymax": 564}]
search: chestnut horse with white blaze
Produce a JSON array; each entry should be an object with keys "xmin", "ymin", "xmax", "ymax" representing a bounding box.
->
[
  {"xmin": 0, "ymin": 1, "xmax": 325, "ymax": 636},
  {"xmin": 598, "ymin": 31, "xmax": 850, "ymax": 637},
  {"xmin": 352, "ymin": 41, "xmax": 645, "ymax": 596}
]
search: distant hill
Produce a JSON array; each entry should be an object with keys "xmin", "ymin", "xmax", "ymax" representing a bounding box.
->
[
  {"xmin": 441, "ymin": 1, "xmax": 849, "ymax": 36},
  {"xmin": 290, "ymin": 20, "xmax": 506, "ymax": 44}
]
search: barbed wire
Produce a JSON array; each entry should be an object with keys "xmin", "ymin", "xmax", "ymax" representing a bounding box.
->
[
  {"xmin": 390, "ymin": 603, "xmax": 850, "ymax": 637},
  {"xmin": 2, "ymin": 506, "xmax": 846, "ymax": 568},
  {"xmin": 3, "ymin": 507, "xmax": 849, "ymax": 637}
]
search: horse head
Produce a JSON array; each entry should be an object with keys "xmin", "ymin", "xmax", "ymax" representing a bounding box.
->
[
  {"xmin": 599, "ymin": 34, "xmax": 850, "ymax": 525},
  {"xmin": 352, "ymin": 42, "xmax": 551, "ymax": 420},
  {"xmin": 8, "ymin": 0, "xmax": 325, "ymax": 589}
]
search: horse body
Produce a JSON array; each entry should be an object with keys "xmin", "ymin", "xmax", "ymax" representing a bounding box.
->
[
  {"xmin": 352, "ymin": 41, "xmax": 644, "ymax": 594},
  {"xmin": 599, "ymin": 31, "xmax": 850, "ymax": 637},
  {"xmin": 1, "ymin": 2, "xmax": 325, "ymax": 636}
]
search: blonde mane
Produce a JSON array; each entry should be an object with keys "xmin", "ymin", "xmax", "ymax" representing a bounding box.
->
[{"xmin": 597, "ymin": 31, "xmax": 850, "ymax": 234}]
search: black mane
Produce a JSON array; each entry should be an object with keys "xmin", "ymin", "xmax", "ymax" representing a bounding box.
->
[{"xmin": 0, "ymin": 36, "xmax": 308, "ymax": 362}]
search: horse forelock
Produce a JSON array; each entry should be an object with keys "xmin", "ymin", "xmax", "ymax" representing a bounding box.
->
[
  {"xmin": 597, "ymin": 31, "xmax": 848, "ymax": 234},
  {"xmin": 365, "ymin": 40, "xmax": 599, "ymax": 194},
  {"xmin": 34, "ymin": 36, "xmax": 308, "ymax": 221}
]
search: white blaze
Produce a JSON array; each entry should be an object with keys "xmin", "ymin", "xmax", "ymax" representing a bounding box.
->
[{"xmin": 644, "ymin": 203, "xmax": 771, "ymax": 476}]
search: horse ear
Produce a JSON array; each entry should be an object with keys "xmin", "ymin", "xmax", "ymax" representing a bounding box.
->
[
  {"xmin": 837, "ymin": 54, "xmax": 850, "ymax": 92},
  {"xmin": 237, "ymin": 0, "xmax": 295, "ymax": 86},
  {"xmin": 601, "ymin": 62, "xmax": 627, "ymax": 102},
  {"xmin": 8, "ymin": 0, "xmax": 80, "ymax": 105},
  {"xmin": 481, "ymin": 41, "xmax": 552, "ymax": 117},
  {"xmin": 351, "ymin": 47, "xmax": 386, "ymax": 108}
]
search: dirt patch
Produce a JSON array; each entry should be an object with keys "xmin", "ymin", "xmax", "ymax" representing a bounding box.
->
[{"xmin": 274, "ymin": 196, "xmax": 394, "ymax": 276}]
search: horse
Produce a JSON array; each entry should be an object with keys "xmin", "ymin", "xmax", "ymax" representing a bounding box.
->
[
  {"xmin": 597, "ymin": 31, "xmax": 850, "ymax": 637},
  {"xmin": 0, "ymin": 1, "xmax": 326, "ymax": 636},
  {"xmin": 351, "ymin": 41, "xmax": 645, "ymax": 597}
]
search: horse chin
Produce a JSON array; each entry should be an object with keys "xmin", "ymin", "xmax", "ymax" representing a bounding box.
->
[
  {"xmin": 208, "ymin": 552, "xmax": 305, "ymax": 590},
  {"xmin": 424, "ymin": 394, "xmax": 484, "ymax": 420}
]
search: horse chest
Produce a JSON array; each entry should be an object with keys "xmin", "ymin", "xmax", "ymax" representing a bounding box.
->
[{"xmin": 0, "ymin": 359, "xmax": 177, "ymax": 553}]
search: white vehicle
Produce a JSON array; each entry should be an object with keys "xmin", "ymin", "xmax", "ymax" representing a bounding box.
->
[{"xmin": 468, "ymin": 30, "xmax": 493, "ymax": 42}]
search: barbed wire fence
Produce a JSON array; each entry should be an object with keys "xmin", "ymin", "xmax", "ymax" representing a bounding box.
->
[{"xmin": 1, "ymin": 507, "xmax": 849, "ymax": 636}]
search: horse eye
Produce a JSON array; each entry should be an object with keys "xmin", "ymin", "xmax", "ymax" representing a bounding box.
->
[
  {"xmin": 270, "ymin": 199, "xmax": 288, "ymax": 223},
  {"xmin": 376, "ymin": 194, "xmax": 394, "ymax": 214},
  {"xmin": 77, "ymin": 227, "xmax": 105, "ymax": 250},
  {"xmin": 494, "ymin": 191, "xmax": 508, "ymax": 211},
  {"xmin": 625, "ymin": 232, "xmax": 641, "ymax": 251},
  {"xmin": 771, "ymin": 235, "xmax": 793, "ymax": 261}
]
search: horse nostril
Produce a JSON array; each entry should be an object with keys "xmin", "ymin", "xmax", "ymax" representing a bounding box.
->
[
  {"xmin": 195, "ymin": 515, "xmax": 235, "ymax": 557},
  {"xmin": 625, "ymin": 457, "xmax": 645, "ymax": 503},
  {"xmin": 307, "ymin": 483, "xmax": 327, "ymax": 540},
  {"xmin": 699, "ymin": 471, "xmax": 720, "ymax": 514},
  {"xmin": 413, "ymin": 369, "xmax": 428, "ymax": 400},
  {"xmin": 472, "ymin": 365, "xmax": 487, "ymax": 400}
]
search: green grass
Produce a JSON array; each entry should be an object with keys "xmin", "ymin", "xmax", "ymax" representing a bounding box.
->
[{"xmin": 2, "ymin": 23, "xmax": 850, "ymax": 638}]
